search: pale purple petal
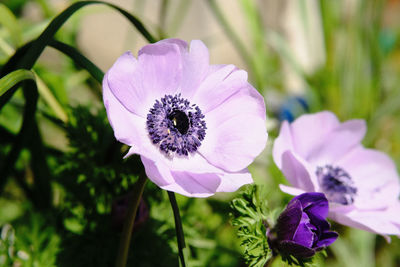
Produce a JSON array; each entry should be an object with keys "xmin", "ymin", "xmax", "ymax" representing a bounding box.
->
[
  {"xmin": 306, "ymin": 119, "xmax": 366, "ymax": 165},
  {"xmin": 282, "ymin": 111, "xmax": 365, "ymax": 165},
  {"xmin": 179, "ymin": 40, "xmax": 209, "ymax": 99},
  {"xmin": 192, "ymin": 65, "xmax": 242, "ymax": 114},
  {"xmin": 198, "ymin": 86, "xmax": 267, "ymax": 172},
  {"xmin": 289, "ymin": 111, "xmax": 340, "ymax": 159},
  {"xmin": 216, "ymin": 169, "xmax": 253, "ymax": 192},
  {"xmin": 141, "ymin": 155, "xmax": 219, "ymax": 198},
  {"xmin": 337, "ymin": 146, "xmax": 400, "ymax": 210},
  {"xmin": 273, "ymin": 121, "xmax": 295, "ymax": 168},
  {"xmin": 172, "ymin": 171, "xmax": 221, "ymax": 196},
  {"xmin": 106, "ymin": 52, "xmax": 154, "ymax": 118},
  {"xmin": 140, "ymin": 155, "xmax": 175, "ymax": 186},
  {"xmin": 103, "ymin": 72, "xmax": 147, "ymax": 146},
  {"xmin": 280, "ymin": 151, "xmax": 316, "ymax": 192},
  {"xmin": 160, "ymin": 38, "xmax": 188, "ymax": 50},
  {"xmin": 329, "ymin": 208, "xmax": 400, "ymax": 236},
  {"xmin": 279, "ymin": 184, "xmax": 306, "ymax": 195},
  {"xmin": 137, "ymin": 41, "xmax": 183, "ymax": 97}
]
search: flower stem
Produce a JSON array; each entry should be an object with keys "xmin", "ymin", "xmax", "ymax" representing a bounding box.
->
[
  {"xmin": 115, "ymin": 172, "xmax": 147, "ymax": 267},
  {"xmin": 167, "ymin": 191, "xmax": 187, "ymax": 267},
  {"xmin": 264, "ymin": 255, "xmax": 276, "ymax": 267}
]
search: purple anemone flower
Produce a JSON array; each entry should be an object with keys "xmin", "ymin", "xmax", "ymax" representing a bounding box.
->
[
  {"xmin": 273, "ymin": 111, "xmax": 400, "ymax": 236},
  {"xmin": 103, "ymin": 39, "xmax": 268, "ymax": 197},
  {"xmin": 268, "ymin": 192, "xmax": 338, "ymax": 259}
]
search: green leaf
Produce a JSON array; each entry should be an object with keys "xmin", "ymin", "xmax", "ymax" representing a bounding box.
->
[
  {"xmin": 49, "ymin": 39, "xmax": 104, "ymax": 83},
  {"xmin": 0, "ymin": 3, "xmax": 22, "ymax": 46},
  {"xmin": 0, "ymin": 69, "xmax": 35, "ymax": 97}
]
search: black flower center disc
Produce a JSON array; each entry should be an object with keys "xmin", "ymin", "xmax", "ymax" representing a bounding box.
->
[{"xmin": 168, "ymin": 109, "xmax": 189, "ymax": 135}]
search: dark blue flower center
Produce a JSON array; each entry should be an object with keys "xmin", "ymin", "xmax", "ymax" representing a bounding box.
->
[
  {"xmin": 316, "ymin": 165, "xmax": 357, "ymax": 205},
  {"xmin": 146, "ymin": 94, "xmax": 206, "ymax": 156}
]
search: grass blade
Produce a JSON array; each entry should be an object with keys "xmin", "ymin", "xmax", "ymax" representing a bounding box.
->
[
  {"xmin": 48, "ymin": 39, "xmax": 104, "ymax": 83},
  {"xmin": 0, "ymin": 69, "xmax": 36, "ymax": 97}
]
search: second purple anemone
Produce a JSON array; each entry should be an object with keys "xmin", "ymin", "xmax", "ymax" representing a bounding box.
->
[{"xmin": 273, "ymin": 111, "xmax": 400, "ymax": 237}]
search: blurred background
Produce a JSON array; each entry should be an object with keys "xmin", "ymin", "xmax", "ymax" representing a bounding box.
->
[{"xmin": 1, "ymin": 0, "xmax": 400, "ymax": 266}]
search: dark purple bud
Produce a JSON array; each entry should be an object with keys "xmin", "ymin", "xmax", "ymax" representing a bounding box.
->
[
  {"xmin": 268, "ymin": 192, "xmax": 338, "ymax": 259},
  {"xmin": 111, "ymin": 194, "xmax": 149, "ymax": 231}
]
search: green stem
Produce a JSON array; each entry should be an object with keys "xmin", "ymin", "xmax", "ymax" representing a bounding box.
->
[
  {"xmin": 264, "ymin": 255, "xmax": 276, "ymax": 267},
  {"xmin": 167, "ymin": 191, "xmax": 186, "ymax": 267},
  {"xmin": 115, "ymin": 173, "xmax": 148, "ymax": 267}
]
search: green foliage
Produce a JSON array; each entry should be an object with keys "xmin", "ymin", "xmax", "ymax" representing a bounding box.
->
[
  {"xmin": 230, "ymin": 185, "xmax": 272, "ymax": 267},
  {"xmin": 0, "ymin": 211, "xmax": 60, "ymax": 267}
]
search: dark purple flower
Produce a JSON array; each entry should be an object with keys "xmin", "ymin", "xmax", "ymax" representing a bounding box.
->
[{"xmin": 268, "ymin": 192, "xmax": 338, "ymax": 259}]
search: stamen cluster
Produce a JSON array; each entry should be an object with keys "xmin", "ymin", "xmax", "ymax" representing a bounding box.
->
[
  {"xmin": 146, "ymin": 94, "xmax": 206, "ymax": 157},
  {"xmin": 316, "ymin": 165, "xmax": 357, "ymax": 205}
]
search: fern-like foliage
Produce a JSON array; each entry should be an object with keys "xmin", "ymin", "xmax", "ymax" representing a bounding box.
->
[{"xmin": 230, "ymin": 184, "xmax": 272, "ymax": 267}]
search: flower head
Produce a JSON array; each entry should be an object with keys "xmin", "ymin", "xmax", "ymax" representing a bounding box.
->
[
  {"xmin": 273, "ymin": 111, "xmax": 400, "ymax": 236},
  {"xmin": 103, "ymin": 39, "xmax": 268, "ymax": 197},
  {"xmin": 268, "ymin": 192, "xmax": 338, "ymax": 259}
]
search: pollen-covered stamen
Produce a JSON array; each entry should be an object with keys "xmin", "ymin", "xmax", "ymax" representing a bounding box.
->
[
  {"xmin": 146, "ymin": 94, "xmax": 206, "ymax": 157},
  {"xmin": 316, "ymin": 165, "xmax": 357, "ymax": 205}
]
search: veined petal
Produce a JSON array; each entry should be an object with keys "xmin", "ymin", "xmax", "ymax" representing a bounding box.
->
[
  {"xmin": 216, "ymin": 169, "xmax": 253, "ymax": 192},
  {"xmin": 171, "ymin": 171, "xmax": 221, "ymax": 197},
  {"xmin": 137, "ymin": 41, "xmax": 184, "ymax": 98},
  {"xmin": 198, "ymin": 86, "xmax": 267, "ymax": 172},
  {"xmin": 141, "ymin": 154, "xmax": 222, "ymax": 197},
  {"xmin": 103, "ymin": 72, "xmax": 147, "ymax": 147},
  {"xmin": 329, "ymin": 208, "xmax": 400, "ymax": 236},
  {"xmin": 307, "ymin": 119, "xmax": 366, "ymax": 165},
  {"xmin": 192, "ymin": 65, "xmax": 242, "ymax": 114},
  {"xmin": 106, "ymin": 51, "xmax": 153, "ymax": 118},
  {"xmin": 280, "ymin": 151, "xmax": 317, "ymax": 192},
  {"xmin": 273, "ymin": 121, "xmax": 295, "ymax": 168},
  {"xmin": 289, "ymin": 111, "xmax": 340, "ymax": 159},
  {"xmin": 179, "ymin": 40, "xmax": 210, "ymax": 99},
  {"xmin": 283, "ymin": 111, "xmax": 365, "ymax": 165},
  {"xmin": 337, "ymin": 146, "xmax": 400, "ymax": 210}
]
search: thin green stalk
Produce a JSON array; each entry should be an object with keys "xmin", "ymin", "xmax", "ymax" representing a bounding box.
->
[
  {"xmin": 263, "ymin": 255, "xmax": 275, "ymax": 267},
  {"xmin": 167, "ymin": 191, "xmax": 186, "ymax": 267},
  {"xmin": 115, "ymin": 173, "xmax": 148, "ymax": 267}
]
